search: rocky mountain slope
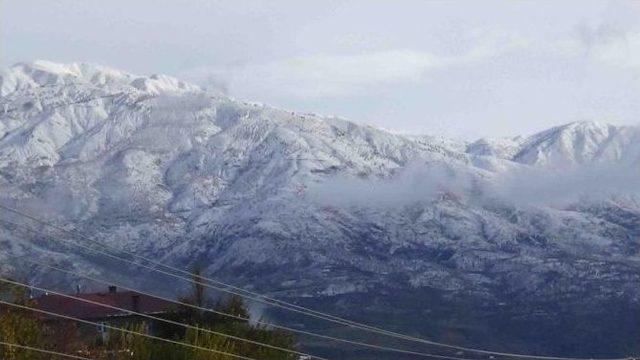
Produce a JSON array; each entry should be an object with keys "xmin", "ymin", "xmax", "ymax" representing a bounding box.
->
[{"xmin": 1, "ymin": 61, "xmax": 638, "ymax": 358}]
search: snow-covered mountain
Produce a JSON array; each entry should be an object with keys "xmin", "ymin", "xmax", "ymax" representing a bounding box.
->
[
  {"xmin": 1, "ymin": 61, "xmax": 639, "ymax": 357},
  {"xmin": 468, "ymin": 121, "xmax": 640, "ymax": 167}
]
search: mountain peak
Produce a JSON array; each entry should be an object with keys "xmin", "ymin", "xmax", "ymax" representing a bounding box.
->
[
  {"xmin": 553, "ymin": 120, "xmax": 612, "ymax": 135},
  {"xmin": 1, "ymin": 60, "xmax": 201, "ymax": 96},
  {"xmin": 512, "ymin": 120, "xmax": 635, "ymax": 166},
  {"xmin": 465, "ymin": 120, "xmax": 640, "ymax": 167}
]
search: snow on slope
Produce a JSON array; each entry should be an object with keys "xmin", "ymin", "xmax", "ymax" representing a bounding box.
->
[
  {"xmin": 0, "ymin": 61, "xmax": 639, "ymax": 355},
  {"xmin": 512, "ymin": 121, "xmax": 640, "ymax": 166},
  {"xmin": 0, "ymin": 60, "xmax": 468, "ymax": 271},
  {"xmin": 466, "ymin": 135, "xmax": 524, "ymax": 159},
  {"xmin": 468, "ymin": 121, "xmax": 640, "ymax": 167}
]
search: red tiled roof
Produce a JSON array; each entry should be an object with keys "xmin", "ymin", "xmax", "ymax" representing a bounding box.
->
[{"xmin": 34, "ymin": 289, "xmax": 175, "ymax": 321}]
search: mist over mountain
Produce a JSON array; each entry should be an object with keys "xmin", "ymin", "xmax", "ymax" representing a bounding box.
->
[{"xmin": 1, "ymin": 61, "xmax": 639, "ymax": 358}]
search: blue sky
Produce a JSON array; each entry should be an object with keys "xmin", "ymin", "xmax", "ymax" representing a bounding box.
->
[{"xmin": 2, "ymin": 0, "xmax": 640, "ymax": 139}]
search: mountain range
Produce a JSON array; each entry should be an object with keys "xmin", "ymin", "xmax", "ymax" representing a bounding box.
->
[{"xmin": 1, "ymin": 61, "xmax": 638, "ymax": 358}]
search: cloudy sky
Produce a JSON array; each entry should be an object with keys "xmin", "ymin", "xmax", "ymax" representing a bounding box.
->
[{"xmin": 2, "ymin": 0, "xmax": 639, "ymax": 139}]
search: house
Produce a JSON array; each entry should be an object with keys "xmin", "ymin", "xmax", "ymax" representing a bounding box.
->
[{"xmin": 34, "ymin": 286, "xmax": 175, "ymax": 340}]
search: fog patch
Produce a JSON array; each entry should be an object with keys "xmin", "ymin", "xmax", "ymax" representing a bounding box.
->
[
  {"xmin": 488, "ymin": 162, "xmax": 640, "ymax": 208},
  {"xmin": 308, "ymin": 160, "xmax": 640, "ymax": 210},
  {"xmin": 178, "ymin": 67, "xmax": 231, "ymax": 96},
  {"xmin": 307, "ymin": 160, "xmax": 475, "ymax": 208}
]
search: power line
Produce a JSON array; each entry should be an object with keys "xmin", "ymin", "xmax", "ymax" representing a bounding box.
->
[
  {"xmin": 0, "ymin": 299, "xmax": 258, "ymax": 360},
  {"xmin": 0, "ymin": 276, "xmax": 326, "ymax": 360},
  {"xmin": 0, "ymin": 341, "xmax": 93, "ymax": 360},
  {"xmin": 1, "ymin": 205, "xmax": 463, "ymax": 347},
  {"xmin": 0, "ymin": 204, "xmax": 630, "ymax": 360},
  {"xmin": 6, "ymin": 216, "xmax": 385, "ymax": 337},
  {"xmin": 1, "ymin": 212, "xmax": 428, "ymax": 343},
  {"xmin": 0, "ymin": 204, "xmax": 633, "ymax": 360},
  {"xmin": 0, "ymin": 276, "xmax": 483, "ymax": 360},
  {"xmin": 4, "ymin": 217, "xmax": 483, "ymax": 360},
  {"xmin": 4, "ymin": 232, "xmax": 493, "ymax": 360}
]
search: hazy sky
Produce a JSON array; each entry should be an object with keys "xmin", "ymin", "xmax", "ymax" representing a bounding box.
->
[{"xmin": 2, "ymin": 0, "xmax": 640, "ymax": 139}]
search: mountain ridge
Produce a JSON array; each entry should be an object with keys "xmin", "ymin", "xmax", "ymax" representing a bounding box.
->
[{"xmin": 1, "ymin": 61, "xmax": 639, "ymax": 358}]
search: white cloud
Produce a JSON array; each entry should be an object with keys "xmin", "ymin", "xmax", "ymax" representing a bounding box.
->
[
  {"xmin": 487, "ymin": 163, "xmax": 640, "ymax": 207},
  {"xmin": 182, "ymin": 30, "xmax": 529, "ymax": 99},
  {"xmin": 307, "ymin": 159, "xmax": 640, "ymax": 210},
  {"xmin": 184, "ymin": 50, "xmax": 440, "ymax": 99},
  {"xmin": 307, "ymin": 161, "xmax": 471, "ymax": 208},
  {"xmin": 562, "ymin": 23, "xmax": 640, "ymax": 73},
  {"xmin": 589, "ymin": 32, "xmax": 640, "ymax": 72}
]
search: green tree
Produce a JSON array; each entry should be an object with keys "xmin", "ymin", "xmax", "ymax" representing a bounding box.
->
[
  {"xmin": 120, "ymin": 267, "xmax": 300, "ymax": 359},
  {"xmin": 106, "ymin": 322, "xmax": 153, "ymax": 360},
  {"xmin": 184, "ymin": 326, "xmax": 235, "ymax": 360},
  {"xmin": 0, "ymin": 280, "xmax": 46, "ymax": 360},
  {"xmin": 156, "ymin": 266, "xmax": 220, "ymax": 338}
]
